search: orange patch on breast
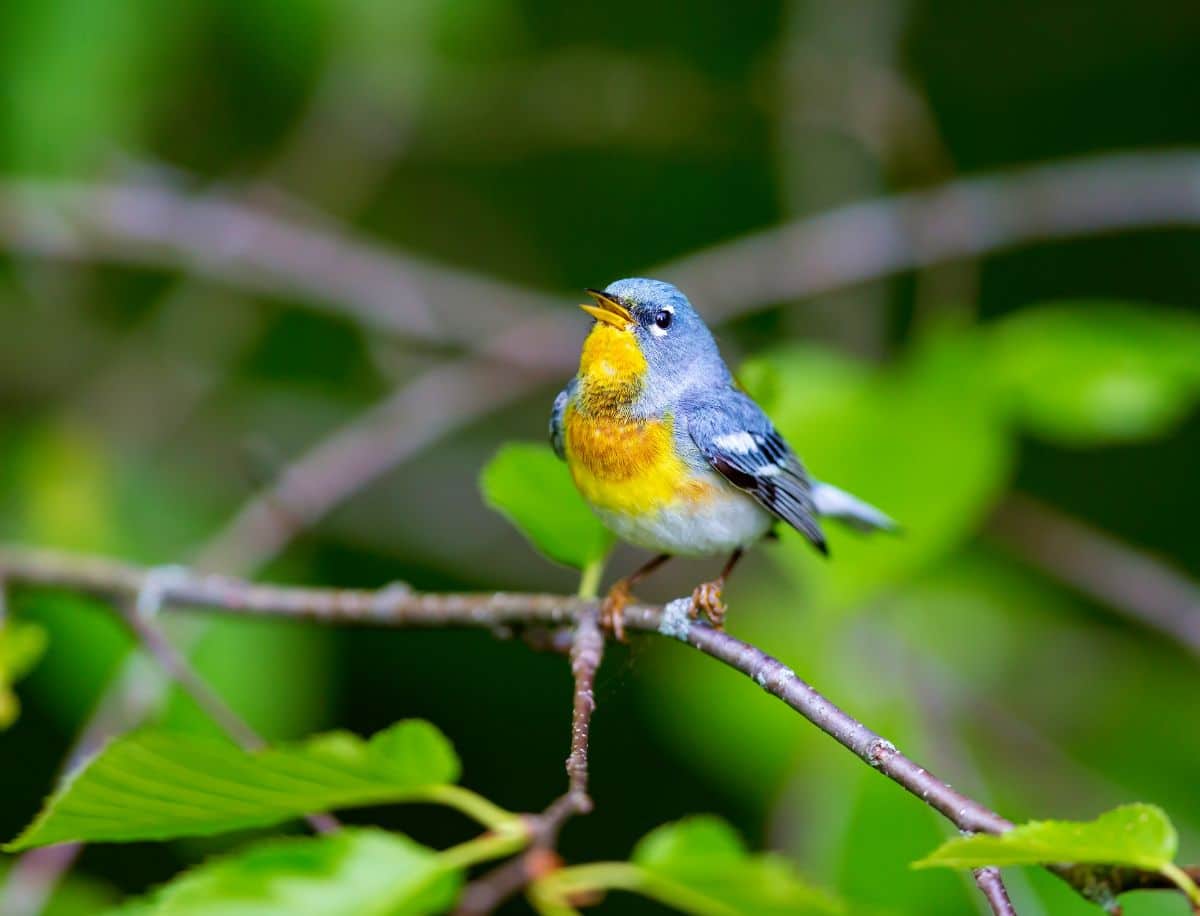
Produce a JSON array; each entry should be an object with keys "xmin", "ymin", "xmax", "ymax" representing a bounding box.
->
[{"xmin": 564, "ymin": 408, "xmax": 715, "ymax": 516}]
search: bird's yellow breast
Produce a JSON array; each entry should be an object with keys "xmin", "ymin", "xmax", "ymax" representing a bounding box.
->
[
  {"xmin": 564, "ymin": 407, "xmax": 713, "ymax": 516},
  {"xmin": 576, "ymin": 323, "xmax": 646, "ymax": 411}
]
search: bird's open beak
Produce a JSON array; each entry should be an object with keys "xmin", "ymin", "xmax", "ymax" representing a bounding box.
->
[{"xmin": 580, "ymin": 289, "xmax": 634, "ymax": 329}]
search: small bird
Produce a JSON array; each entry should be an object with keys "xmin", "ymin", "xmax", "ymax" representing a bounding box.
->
[{"xmin": 550, "ymin": 278, "xmax": 895, "ymax": 638}]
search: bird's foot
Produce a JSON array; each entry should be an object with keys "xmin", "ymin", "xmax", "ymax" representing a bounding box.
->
[
  {"xmin": 690, "ymin": 580, "xmax": 728, "ymax": 629},
  {"xmin": 600, "ymin": 580, "xmax": 633, "ymax": 642}
]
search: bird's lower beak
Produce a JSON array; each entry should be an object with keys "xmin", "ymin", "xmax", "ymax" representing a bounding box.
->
[{"xmin": 580, "ymin": 289, "xmax": 634, "ymax": 329}]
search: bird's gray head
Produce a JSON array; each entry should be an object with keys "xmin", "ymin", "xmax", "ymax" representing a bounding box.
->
[{"xmin": 580, "ymin": 278, "xmax": 729, "ymax": 407}]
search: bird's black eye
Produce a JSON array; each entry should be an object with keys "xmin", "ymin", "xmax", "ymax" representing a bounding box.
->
[{"xmin": 654, "ymin": 309, "xmax": 673, "ymax": 330}]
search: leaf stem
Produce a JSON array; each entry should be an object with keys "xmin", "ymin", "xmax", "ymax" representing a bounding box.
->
[
  {"xmin": 577, "ymin": 558, "xmax": 606, "ymax": 600},
  {"xmin": 1160, "ymin": 863, "xmax": 1200, "ymax": 907},
  {"xmin": 440, "ymin": 821, "xmax": 529, "ymax": 871},
  {"xmin": 419, "ymin": 785, "xmax": 522, "ymax": 833}
]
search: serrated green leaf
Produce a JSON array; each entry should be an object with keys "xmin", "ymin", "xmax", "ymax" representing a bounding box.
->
[
  {"xmin": 110, "ymin": 828, "xmax": 461, "ymax": 916},
  {"xmin": 988, "ymin": 302, "xmax": 1200, "ymax": 444},
  {"xmin": 915, "ymin": 804, "xmax": 1178, "ymax": 871},
  {"xmin": 480, "ymin": 442, "xmax": 613, "ymax": 570},
  {"xmin": 7, "ymin": 720, "xmax": 463, "ymax": 849},
  {"xmin": 632, "ymin": 817, "xmax": 847, "ymax": 915}
]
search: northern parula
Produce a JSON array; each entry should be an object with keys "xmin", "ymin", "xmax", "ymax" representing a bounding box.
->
[{"xmin": 550, "ymin": 278, "xmax": 894, "ymax": 638}]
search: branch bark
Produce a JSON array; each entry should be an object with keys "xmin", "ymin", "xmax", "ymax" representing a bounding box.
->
[
  {"xmin": 973, "ymin": 866, "xmax": 1018, "ymax": 916},
  {"xmin": 0, "ymin": 545, "xmax": 1189, "ymax": 913},
  {"xmin": 455, "ymin": 609, "xmax": 604, "ymax": 915}
]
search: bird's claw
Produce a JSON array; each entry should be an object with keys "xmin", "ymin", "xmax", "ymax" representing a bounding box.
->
[
  {"xmin": 600, "ymin": 580, "xmax": 632, "ymax": 642},
  {"xmin": 690, "ymin": 580, "xmax": 728, "ymax": 629}
]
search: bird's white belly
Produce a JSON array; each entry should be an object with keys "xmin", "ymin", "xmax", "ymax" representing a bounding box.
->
[{"xmin": 594, "ymin": 481, "xmax": 773, "ymax": 557}]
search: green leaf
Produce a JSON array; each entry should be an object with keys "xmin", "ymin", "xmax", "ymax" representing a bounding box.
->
[
  {"xmin": 632, "ymin": 817, "xmax": 847, "ymax": 915},
  {"xmin": 7, "ymin": 720, "xmax": 464, "ymax": 849},
  {"xmin": 111, "ymin": 828, "xmax": 461, "ymax": 915},
  {"xmin": 480, "ymin": 442, "xmax": 613, "ymax": 569},
  {"xmin": 988, "ymin": 302, "xmax": 1200, "ymax": 444},
  {"xmin": 915, "ymin": 804, "xmax": 1178, "ymax": 871},
  {"xmin": 0, "ymin": 619, "xmax": 49, "ymax": 728}
]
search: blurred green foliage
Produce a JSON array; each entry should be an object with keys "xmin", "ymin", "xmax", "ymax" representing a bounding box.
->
[
  {"xmin": 2, "ymin": 0, "xmax": 1200, "ymax": 913},
  {"xmin": 0, "ymin": 620, "xmax": 47, "ymax": 728}
]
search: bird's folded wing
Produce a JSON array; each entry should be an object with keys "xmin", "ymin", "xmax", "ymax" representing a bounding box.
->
[
  {"xmin": 685, "ymin": 390, "xmax": 827, "ymax": 554},
  {"xmin": 549, "ymin": 382, "xmax": 575, "ymax": 461}
]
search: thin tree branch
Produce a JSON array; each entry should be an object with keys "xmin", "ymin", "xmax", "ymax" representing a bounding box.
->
[
  {"xmin": 973, "ymin": 867, "xmax": 1018, "ymax": 916},
  {"xmin": 455, "ymin": 609, "xmax": 605, "ymax": 916},
  {"xmin": 124, "ymin": 569, "xmax": 264, "ymax": 750},
  {"xmin": 989, "ymin": 494, "xmax": 1200, "ymax": 657},
  {"xmin": 0, "ymin": 546, "xmax": 1192, "ymax": 911},
  {"xmin": 0, "ymin": 180, "xmax": 560, "ymax": 351},
  {"xmin": 5, "ymin": 152, "xmax": 1200, "ymax": 361}
]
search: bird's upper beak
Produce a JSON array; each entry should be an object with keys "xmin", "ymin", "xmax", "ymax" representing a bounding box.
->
[{"xmin": 580, "ymin": 289, "xmax": 634, "ymax": 329}]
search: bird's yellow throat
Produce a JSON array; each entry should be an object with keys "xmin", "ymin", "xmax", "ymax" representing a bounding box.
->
[{"xmin": 577, "ymin": 323, "xmax": 646, "ymax": 411}]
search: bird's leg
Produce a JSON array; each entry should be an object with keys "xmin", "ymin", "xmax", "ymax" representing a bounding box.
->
[
  {"xmin": 601, "ymin": 554, "xmax": 672, "ymax": 641},
  {"xmin": 690, "ymin": 548, "xmax": 745, "ymax": 630}
]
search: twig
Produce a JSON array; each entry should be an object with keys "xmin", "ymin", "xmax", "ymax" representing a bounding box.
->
[
  {"xmin": 989, "ymin": 494, "xmax": 1200, "ymax": 656},
  {"xmin": 564, "ymin": 609, "xmax": 603, "ymax": 811},
  {"xmin": 0, "ymin": 546, "xmax": 1192, "ymax": 911},
  {"xmin": 455, "ymin": 609, "xmax": 605, "ymax": 915},
  {"xmin": 665, "ymin": 604, "xmax": 1011, "ymax": 833},
  {"xmin": 973, "ymin": 867, "xmax": 1018, "ymax": 916},
  {"xmin": 125, "ymin": 569, "xmax": 264, "ymax": 750}
]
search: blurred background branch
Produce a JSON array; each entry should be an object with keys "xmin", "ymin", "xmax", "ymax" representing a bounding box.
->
[{"xmin": 990, "ymin": 495, "xmax": 1200, "ymax": 657}]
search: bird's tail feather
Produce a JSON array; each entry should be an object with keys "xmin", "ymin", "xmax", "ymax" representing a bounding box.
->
[{"xmin": 811, "ymin": 482, "xmax": 897, "ymax": 533}]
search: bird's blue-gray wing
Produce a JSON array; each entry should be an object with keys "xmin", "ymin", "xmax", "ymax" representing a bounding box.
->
[
  {"xmin": 683, "ymin": 389, "xmax": 827, "ymax": 554},
  {"xmin": 549, "ymin": 380, "xmax": 577, "ymax": 461}
]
